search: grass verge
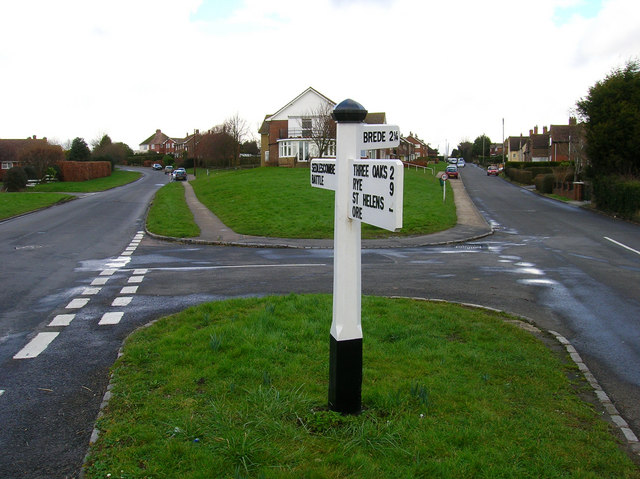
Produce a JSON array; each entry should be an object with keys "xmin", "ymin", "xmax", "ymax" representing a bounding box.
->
[
  {"xmin": 84, "ymin": 295, "xmax": 638, "ymax": 478},
  {"xmin": 0, "ymin": 192, "xmax": 75, "ymax": 220},
  {"xmin": 189, "ymin": 166, "xmax": 455, "ymax": 239},
  {"xmin": 146, "ymin": 182, "xmax": 200, "ymax": 238},
  {"xmin": 32, "ymin": 169, "xmax": 141, "ymax": 192}
]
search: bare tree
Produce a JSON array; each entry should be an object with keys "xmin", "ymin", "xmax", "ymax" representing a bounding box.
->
[
  {"xmin": 224, "ymin": 113, "xmax": 249, "ymax": 167},
  {"xmin": 308, "ymin": 102, "xmax": 336, "ymax": 158}
]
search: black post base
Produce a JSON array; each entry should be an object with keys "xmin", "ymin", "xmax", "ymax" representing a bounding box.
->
[{"xmin": 328, "ymin": 335, "xmax": 362, "ymax": 414}]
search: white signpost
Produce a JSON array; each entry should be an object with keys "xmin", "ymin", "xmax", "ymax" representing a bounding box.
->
[
  {"xmin": 311, "ymin": 158, "xmax": 403, "ymax": 231},
  {"xmin": 311, "ymin": 99, "xmax": 403, "ymax": 414}
]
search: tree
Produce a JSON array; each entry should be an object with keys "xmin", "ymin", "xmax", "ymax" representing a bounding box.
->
[
  {"xmin": 18, "ymin": 142, "xmax": 64, "ymax": 178},
  {"xmin": 67, "ymin": 137, "xmax": 91, "ymax": 161},
  {"xmin": 456, "ymin": 141, "xmax": 473, "ymax": 161},
  {"xmin": 308, "ymin": 102, "xmax": 336, "ymax": 159},
  {"xmin": 472, "ymin": 134, "xmax": 492, "ymax": 161},
  {"xmin": 224, "ymin": 114, "xmax": 249, "ymax": 167},
  {"xmin": 576, "ymin": 60, "xmax": 640, "ymax": 178},
  {"xmin": 92, "ymin": 141, "xmax": 132, "ymax": 167},
  {"xmin": 198, "ymin": 127, "xmax": 236, "ymax": 168}
]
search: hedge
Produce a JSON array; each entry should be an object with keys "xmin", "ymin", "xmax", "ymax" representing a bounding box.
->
[
  {"xmin": 506, "ymin": 168, "xmax": 533, "ymax": 184},
  {"xmin": 535, "ymin": 174, "xmax": 555, "ymax": 194},
  {"xmin": 593, "ymin": 176, "xmax": 640, "ymax": 221}
]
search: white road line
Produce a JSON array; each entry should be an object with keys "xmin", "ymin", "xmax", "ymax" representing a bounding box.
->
[
  {"xmin": 605, "ymin": 237, "xmax": 640, "ymax": 256},
  {"xmin": 100, "ymin": 269, "xmax": 117, "ymax": 276},
  {"xmin": 128, "ymin": 276, "xmax": 144, "ymax": 284},
  {"xmin": 133, "ymin": 269, "xmax": 148, "ymax": 275},
  {"xmin": 0, "ymin": 390, "xmax": 4, "ymax": 397},
  {"xmin": 49, "ymin": 314, "xmax": 75, "ymax": 326},
  {"xmin": 66, "ymin": 298, "xmax": 89, "ymax": 309},
  {"xmin": 121, "ymin": 251, "xmax": 132, "ymax": 256},
  {"xmin": 91, "ymin": 277, "xmax": 109, "ymax": 286},
  {"xmin": 99, "ymin": 312, "xmax": 124, "ymax": 325},
  {"xmin": 82, "ymin": 287, "xmax": 101, "ymax": 295},
  {"xmin": 120, "ymin": 286, "xmax": 138, "ymax": 294},
  {"xmin": 13, "ymin": 332, "xmax": 59, "ymax": 359},
  {"xmin": 112, "ymin": 297, "xmax": 132, "ymax": 307}
]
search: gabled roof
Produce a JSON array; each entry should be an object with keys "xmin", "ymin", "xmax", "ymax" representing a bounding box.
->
[
  {"xmin": 549, "ymin": 124, "xmax": 572, "ymax": 142},
  {"xmin": 364, "ymin": 112, "xmax": 386, "ymax": 124},
  {"xmin": 508, "ymin": 136, "xmax": 529, "ymax": 151},
  {"xmin": 140, "ymin": 129, "xmax": 170, "ymax": 146},
  {"xmin": 266, "ymin": 87, "xmax": 336, "ymax": 122},
  {"xmin": 531, "ymin": 132, "xmax": 549, "ymax": 150}
]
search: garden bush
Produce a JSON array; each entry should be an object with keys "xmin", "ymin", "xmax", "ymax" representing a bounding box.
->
[
  {"xmin": 506, "ymin": 168, "xmax": 533, "ymax": 184},
  {"xmin": 535, "ymin": 174, "xmax": 555, "ymax": 194},
  {"xmin": 593, "ymin": 176, "xmax": 640, "ymax": 220},
  {"xmin": 3, "ymin": 167, "xmax": 28, "ymax": 191}
]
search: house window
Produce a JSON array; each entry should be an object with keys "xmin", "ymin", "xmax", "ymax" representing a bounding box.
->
[
  {"xmin": 2, "ymin": 162, "xmax": 14, "ymax": 170},
  {"xmin": 302, "ymin": 118, "xmax": 312, "ymax": 138},
  {"xmin": 279, "ymin": 141, "xmax": 293, "ymax": 157}
]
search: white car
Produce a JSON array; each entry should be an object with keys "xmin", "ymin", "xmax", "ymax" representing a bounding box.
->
[{"xmin": 457, "ymin": 158, "xmax": 466, "ymax": 168}]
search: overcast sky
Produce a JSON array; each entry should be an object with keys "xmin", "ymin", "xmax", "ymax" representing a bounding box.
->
[{"xmin": 1, "ymin": 0, "xmax": 638, "ymax": 154}]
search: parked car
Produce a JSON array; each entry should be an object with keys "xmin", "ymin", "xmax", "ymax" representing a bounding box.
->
[
  {"xmin": 164, "ymin": 165, "xmax": 174, "ymax": 175},
  {"xmin": 445, "ymin": 164, "xmax": 459, "ymax": 179},
  {"xmin": 173, "ymin": 168, "xmax": 187, "ymax": 181},
  {"xmin": 457, "ymin": 158, "xmax": 466, "ymax": 168},
  {"xmin": 447, "ymin": 157, "xmax": 458, "ymax": 164},
  {"xmin": 487, "ymin": 165, "xmax": 499, "ymax": 176},
  {"xmin": 152, "ymin": 163, "xmax": 163, "ymax": 170}
]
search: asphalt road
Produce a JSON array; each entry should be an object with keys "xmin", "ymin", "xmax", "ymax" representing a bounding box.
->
[{"xmin": 0, "ymin": 165, "xmax": 639, "ymax": 477}]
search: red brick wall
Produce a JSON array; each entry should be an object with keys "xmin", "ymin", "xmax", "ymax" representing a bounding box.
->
[{"xmin": 268, "ymin": 120, "xmax": 288, "ymax": 166}]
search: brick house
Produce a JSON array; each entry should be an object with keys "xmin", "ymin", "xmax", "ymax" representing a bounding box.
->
[
  {"xmin": 259, "ymin": 87, "xmax": 394, "ymax": 167},
  {"xmin": 504, "ymin": 135, "xmax": 529, "ymax": 162},
  {"xmin": 138, "ymin": 129, "xmax": 176, "ymax": 155},
  {"xmin": 0, "ymin": 136, "xmax": 50, "ymax": 180},
  {"xmin": 405, "ymin": 133, "xmax": 428, "ymax": 159},
  {"xmin": 549, "ymin": 117, "xmax": 585, "ymax": 163}
]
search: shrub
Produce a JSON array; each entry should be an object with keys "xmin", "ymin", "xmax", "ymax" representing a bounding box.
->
[
  {"xmin": 3, "ymin": 167, "xmax": 28, "ymax": 191},
  {"xmin": 535, "ymin": 174, "xmax": 555, "ymax": 194},
  {"xmin": 23, "ymin": 165, "xmax": 38, "ymax": 180},
  {"xmin": 593, "ymin": 176, "xmax": 640, "ymax": 220},
  {"xmin": 506, "ymin": 168, "xmax": 533, "ymax": 184}
]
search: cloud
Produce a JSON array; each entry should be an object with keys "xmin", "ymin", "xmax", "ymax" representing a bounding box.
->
[{"xmin": 1, "ymin": 0, "xmax": 638, "ymax": 152}]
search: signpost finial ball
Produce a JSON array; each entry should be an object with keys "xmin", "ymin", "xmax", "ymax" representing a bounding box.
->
[{"xmin": 332, "ymin": 99, "xmax": 368, "ymax": 123}]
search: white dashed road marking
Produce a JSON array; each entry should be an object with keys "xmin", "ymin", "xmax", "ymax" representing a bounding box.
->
[
  {"xmin": 49, "ymin": 314, "xmax": 75, "ymax": 327},
  {"xmin": 112, "ymin": 297, "xmax": 132, "ymax": 307},
  {"xmin": 13, "ymin": 231, "xmax": 147, "ymax": 359},
  {"xmin": 66, "ymin": 298, "xmax": 89, "ymax": 309},
  {"xmin": 13, "ymin": 332, "xmax": 60, "ymax": 359},
  {"xmin": 99, "ymin": 312, "xmax": 124, "ymax": 325}
]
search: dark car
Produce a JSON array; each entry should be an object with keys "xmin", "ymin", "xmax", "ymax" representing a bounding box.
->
[
  {"xmin": 445, "ymin": 164, "xmax": 459, "ymax": 179},
  {"xmin": 487, "ymin": 165, "xmax": 499, "ymax": 176},
  {"xmin": 173, "ymin": 168, "xmax": 187, "ymax": 181}
]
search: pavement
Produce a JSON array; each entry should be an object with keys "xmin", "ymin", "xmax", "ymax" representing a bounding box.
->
[{"xmin": 163, "ymin": 173, "xmax": 493, "ymax": 248}]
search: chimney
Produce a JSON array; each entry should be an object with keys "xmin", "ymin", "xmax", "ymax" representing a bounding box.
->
[
  {"xmin": 543, "ymin": 126, "xmax": 548, "ymax": 134},
  {"xmin": 33, "ymin": 135, "xmax": 37, "ymax": 139},
  {"xmin": 569, "ymin": 117, "xmax": 577, "ymax": 126},
  {"xmin": 156, "ymin": 129, "xmax": 161, "ymax": 134},
  {"xmin": 534, "ymin": 126, "xmax": 538, "ymax": 134},
  {"xmin": 529, "ymin": 129, "xmax": 533, "ymax": 136}
]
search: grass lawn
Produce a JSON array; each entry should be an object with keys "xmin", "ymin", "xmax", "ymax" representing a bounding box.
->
[
  {"xmin": 84, "ymin": 294, "xmax": 638, "ymax": 478},
  {"xmin": 32, "ymin": 169, "xmax": 141, "ymax": 192},
  {"xmin": 188, "ymin": 166, "xmax": 455, "ymax": 239},
  {"xmin": 0, "ymin": 192, "xmax": 75, "ymax": 219},
  {"xmin": 147, "ymin": 182, "xmax": 200, "ymax": 238}
]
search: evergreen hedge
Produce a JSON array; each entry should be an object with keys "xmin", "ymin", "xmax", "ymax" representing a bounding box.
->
[{"xmin": 593, "ymin": 176, "xmax": 640, "ymax": 220}]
